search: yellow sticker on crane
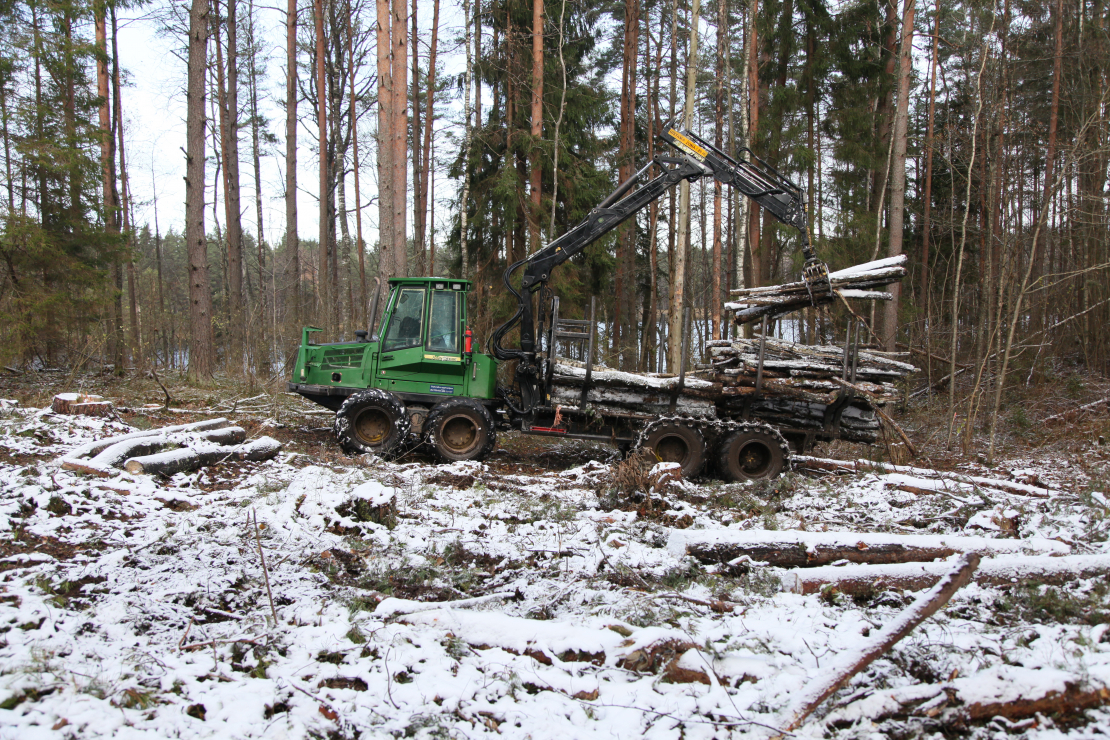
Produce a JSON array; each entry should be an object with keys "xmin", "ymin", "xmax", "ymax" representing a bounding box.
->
[{"xmin": 667, "ymin": 129, "xmax": 708, "ymax": 161}]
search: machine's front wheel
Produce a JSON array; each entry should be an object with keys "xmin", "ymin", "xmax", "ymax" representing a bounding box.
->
[
  {"xmin": 641, "ymin": 421, "xmax": 707, "ymax": 478},
  {"xmin": 334, "ymin": 389, "xmax": 410, "ymax": 457},
  {"xmin": 424, "ymin": 399, "xmax": 497, "ymax": 462}
]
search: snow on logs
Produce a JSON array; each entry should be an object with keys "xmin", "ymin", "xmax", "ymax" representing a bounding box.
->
[
  {"xmin": 726, "ymin": 254, "xmax": 909, "ymax": 325},
  {"xmin": 668, "ymin": 529, "xmax": 1069, "ymax": 569},
  {"xmin": 58, "ymin": 417, "xmax": 281, "ymax": 477}
]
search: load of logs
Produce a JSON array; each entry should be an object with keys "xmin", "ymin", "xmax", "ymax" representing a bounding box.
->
[
  {"xmin": 725, "ymin": 253, "xmax": 908, "ymax": 325},
  {"xmin": 694, "ymin": 335, "xmax": 915, "ymax": 443},
  {"xmin": 59, "ymin": 417, "xmax": 281, "ymax": 477},
  {"xmin": 548, "ymin": 360, "xmax": 719, "ymax": 418}
]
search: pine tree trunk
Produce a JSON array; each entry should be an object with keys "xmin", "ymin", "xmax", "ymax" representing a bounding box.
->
[
  {"xmin": 391, "ymin": 0, "xmax": 408, "ymax": 276},
  {"xmin": 529, "ymin": 0, "xmax": 544, "ymax": 256},
  {"xmin": 746, "ymin": 0, "xmax": 759, "ymax": 289},
  {"xmin": 286, "ymin": 0, "xmax": 300, "ymax": 326},
  {"xmin": 410, "ymin": 0, "xmax": 423, "ymax": 274},
  {"xmin": 460, "ymin": 0, "xmax": 473, "ymax": 279},
  {"xmin": 617, "ymin": 0, "xmax": 638, "ymax": 369},
  {"xmin": 882, "ymin": 0, "xmax": 914, "ymax": 351},
  {"xmin": 216, "ymin": 0, "xmax": 244, "ymax": 372},
  {"xmin": 314, "ymin": 0, "xmax": 330, "ymax": 331},
  {"xmin": 668, "ymin": 0, "xmax": 699, "ymax": 374},
  {"xmin": 921, "ymin": 1, "xmax": 939, "ymax": 387},
  {"xmin": 376, "ymin": 0, "xmax": 395, "ymax": 289},
  {"xmin": 186, "ymin": 0, "xmax": 216, "ymax": 379},
  {"xmin": 346, "ymin": 0, "xmax": 367, "ymax": 322},
  {"xmin": 421, "ymin": 0, "xmax": 440, "ymax": 275},
  {"xmin": 712, "ymin": 0, "xmax": 725, "ymax": 341},
  {"xmin": 111, "ymin": 9, "xmax": 141, "ymax": 367}
]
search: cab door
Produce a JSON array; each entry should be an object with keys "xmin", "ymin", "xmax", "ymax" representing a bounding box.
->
[{"xmin": 376, "ymin": 287, "xmax": 466, "ymax": 397}]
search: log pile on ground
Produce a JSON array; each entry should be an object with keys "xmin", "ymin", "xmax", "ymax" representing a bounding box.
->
[
  {"xmin": 725, "ymin": 254, "xmax": 909, "ymax": 325},
  {"xmin": 58, "ymin": 417, "xmax": 281, "ymax": 476}
]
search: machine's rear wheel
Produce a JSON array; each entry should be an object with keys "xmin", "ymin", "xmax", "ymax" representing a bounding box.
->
[
  {"xmin": 334, "ymin": 389, "xmax": 410, "ymax": 457},
  {"xmin": 642, "ymin": 422, "xmax": 706, "ymax": 478},
  {"xmin": 716, "ymin": 430, "xmax": 786, "ymax": 482},
  {"xmin": 424, "ymin": 399, "xmax": 497, "ymax": 462}
]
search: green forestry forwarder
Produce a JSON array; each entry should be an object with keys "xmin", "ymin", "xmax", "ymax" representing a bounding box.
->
[{"xmin": 289, "ymin": 126, "xmax": 833, "ymax": 481}]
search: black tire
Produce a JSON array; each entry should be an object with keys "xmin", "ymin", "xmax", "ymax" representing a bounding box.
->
[
  {"xmin": 334, "ymin": 389, "xmax": 410, "ymax": 457},
  {"xmin": 716, "ymin": 430, "xmax": 786, "ymax": 482},
  {"xmin": 424, "ymin": 399, "xmax": 497, "ymax": 463},
  {"xmin": 642, "ymin": 422, "xmax": 706, "ymax": 478}
]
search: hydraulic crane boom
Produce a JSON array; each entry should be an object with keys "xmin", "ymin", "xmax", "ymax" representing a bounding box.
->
[{"xmin": 491, "ymin": 126, "xmax": 829, "ymax": 413}]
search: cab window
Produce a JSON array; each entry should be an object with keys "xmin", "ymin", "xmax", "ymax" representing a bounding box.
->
[
  {"xmin": 382, "ymin": 288, "xmax": 425, "ymax": 351},
  {"xmin": 426, "ymin": 291, "xmax": 459, "ymax": 353}
]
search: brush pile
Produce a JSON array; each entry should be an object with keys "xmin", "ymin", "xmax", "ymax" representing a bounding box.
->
[
  {"xmin": 726, "ymin": 254, "xmax": 908, "ymax": 325},
  {"xmin": 696, "ymin": 336, "xmax": 916, "ymax": 443}
]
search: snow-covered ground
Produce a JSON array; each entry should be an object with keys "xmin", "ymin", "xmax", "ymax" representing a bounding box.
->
[{"xmin": 2, "ymin": 400, "xmax": 1110, "ymax": 738}]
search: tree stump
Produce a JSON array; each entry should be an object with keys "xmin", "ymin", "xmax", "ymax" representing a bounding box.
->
[{"xmin": 52, "ymin": 393, "xmax": 113, "ymax": 417}]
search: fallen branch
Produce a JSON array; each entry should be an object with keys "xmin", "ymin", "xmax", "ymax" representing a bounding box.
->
[
  {"xmin": 149, "ymin": 367, "xmax": 172, "ymax": 409},
  {"xmin": 669, "ymin": 529, "xmax": 1066, "ymax": 569},
  {"xmin": 776, "ymin": 554, "xmax": 978, "ymax": 734},
  {"xmin": 253, "ymin": 509, "xmax": 279, "ymax": 625},
  {"xmin": 793, "ymin": 456, "xmax": 1055, "ymax": 498},
  {"xmin": 374, "ymin": 591, "xmax": 516, "ymax": 618},
  {"xmin": 785, "ymin": 554, "xmax": 1110, "ymax": 596},
  {"xmin": 1044, "ymin": 396, "xmax": 1110, "ymax": 426}
]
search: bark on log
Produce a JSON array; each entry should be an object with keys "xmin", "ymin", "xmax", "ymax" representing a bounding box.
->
[
  {"xmin": 52, "ymin": 393, "xmax": 113, "ymax": 417},
  {"xmin": 669, "ymin": 529, "xmax": 1067, "ymax": 569},
  {"xmin": 123, "ymin": 436, "xmax": 281, "ymax": 475},
  {"xmin": 60, "ymin": 423, "xmax": 244, "ymax": 477},
  {"xmin": 785, "ymin": 554, "xmax": 1110, "ymax": 596},
  {"xmin": 776, "ymin": 554, "xmax": 978, "ymax": 735}
]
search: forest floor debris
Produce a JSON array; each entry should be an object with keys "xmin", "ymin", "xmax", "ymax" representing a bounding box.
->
[{"xmin": 0, "ymin": 371, "xmax": 1109, "ymax": 738}]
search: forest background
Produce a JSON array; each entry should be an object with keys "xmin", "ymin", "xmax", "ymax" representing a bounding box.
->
[{"xmin": 0, "ymin": 0, "xmax": 1106, "ymax": 442}]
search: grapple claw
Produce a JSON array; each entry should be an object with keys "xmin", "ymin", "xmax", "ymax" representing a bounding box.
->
[{"xmin": 802, "ymin": 257, "xmax": 832, "ymax": 305}]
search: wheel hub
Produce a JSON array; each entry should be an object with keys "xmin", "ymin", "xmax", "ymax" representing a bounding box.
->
[
  {"xmin": 441, "ymin": 415, "xmax": 479, "ymax": 454},
  {"xmin": 655, "ymin": 434, "xmax": 689, "ymax": 464},
  {"xmin": 354, "ymin": 408, "xmax": 392, "ymax": 446},
  {"xmin": 736, "ymin": 440, "xmax": 773, "ymax": 478}
]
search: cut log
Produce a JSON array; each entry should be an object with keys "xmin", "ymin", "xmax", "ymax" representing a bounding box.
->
[
  {"xmin": 64, "ymin": 417, "xmax": 230, "ymax": 460},
  {"xmin": 52, "ymin": 393, "xmax": 113, "ymax": 417},
  {"xmin": 123, "ymin": 436, "xmax": 281, "ymax": 475},
  {"xmin": 668, "ymin": 529, "xmax": 1068, "ymax": 569},
  {"xmin": 793, "ymin": 456, "xmax": 1056, "ymax": 498},
  {"xmin": 776, "ymin": 554, "xmax": 978, "ymax": 734},
  {"xmin": 786, "ymin": 554, "xmax": 1110, "ymax": 596},
  {"xmin": 825, "ymin": 674, "xmax": 1109, "ymax": 727}
]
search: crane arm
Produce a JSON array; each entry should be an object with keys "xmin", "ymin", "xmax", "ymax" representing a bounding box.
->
[{"xmin": 491, "ymin": 126, "xmax": 829, "ymax": 412}]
